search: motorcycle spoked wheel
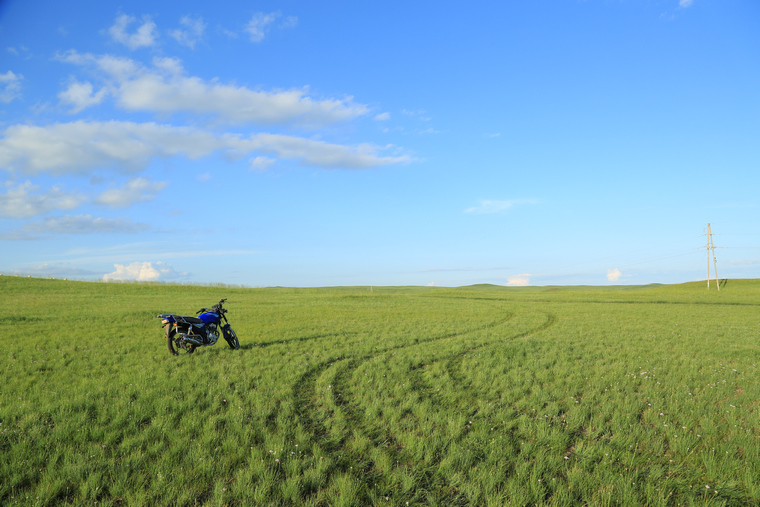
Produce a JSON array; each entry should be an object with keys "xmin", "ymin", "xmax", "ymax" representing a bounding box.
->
[
  {"xmin": 224, "ymin": 327, "xmax": 240, "ymax": 350},
  {"xmin": 166, "ymin": 326, "xmax": 196, "ymax": 356}
]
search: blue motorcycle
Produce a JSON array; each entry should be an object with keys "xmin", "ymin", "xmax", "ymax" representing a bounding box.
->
[{"xmin": 157, "ymin": 298, "xmax": 240, "ymax": 355}]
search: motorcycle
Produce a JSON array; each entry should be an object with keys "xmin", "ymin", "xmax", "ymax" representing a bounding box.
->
[{"xmin": 157, "ymin": 298, "xmax": 240, "ymax": 355}]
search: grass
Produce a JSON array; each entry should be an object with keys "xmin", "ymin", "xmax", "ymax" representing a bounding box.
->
[{"xmin": 1, "ymin": 276, "xmax": 760, "ymax": 505}]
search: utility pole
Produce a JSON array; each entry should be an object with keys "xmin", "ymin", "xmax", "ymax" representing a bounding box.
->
[{"xmin": 705, "ymin": 223, "xmax": 720, "ymax": 291}]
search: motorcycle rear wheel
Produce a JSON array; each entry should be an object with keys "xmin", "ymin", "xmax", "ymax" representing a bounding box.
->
[{"xmin": 167, "ymin": 326, "xmax": 196, "ymax": 356}]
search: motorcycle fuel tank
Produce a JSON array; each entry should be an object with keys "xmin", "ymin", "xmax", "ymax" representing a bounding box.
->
[{"xmin": 197, "ymin": 312, "xmax": 220, "ymax": 324}]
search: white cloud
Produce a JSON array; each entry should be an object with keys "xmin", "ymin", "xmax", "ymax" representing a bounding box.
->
[
  {"xmin": 374, "ymin": 112, "xmax": 390, "ymax": 121},
  {"xmin": 280, "ymin": 16, "xmax": 299, "ymax": 29},
  {"xmin": 94, "ymin": 177, "xmax": 168, "ymax": 207},
  {"xmin": 506, "ymin": 274, "xmax": 530, "ymax": 286},
  {"xmin": 0, "ymin": 70, "xmax": 22, "ymax": 103},
  {"xmin": 245, "ymin": 12, "xmax": 279, "ymax": 43},
  {"xmin": 57, "ymin": 52, "xmax": 369, "ymax": 125},
  {"xmin": 0, "ymin": 121, "xmax": 411, "ymax": 176},
  {"xmin": 117, "ymin": 75, "xmax": 367, "ymax": 126},
  {"xmin": 466, "ymin": 200, "xmax": 513, "ymax": 214},
  {"xmin": 21, "ymin": 263, "xmax": 102, "ymax": 278},
  {"xmin": 0, "ymin": 181, "xmax": 85, "ymax": 218},
  {"xmin": 607, "ymin": 268, "xmax": 622, "ymax": 282},
  {"xmin": 0, "ymin": 121, "xmax": 222, "ymax": 176},
  {"xmin": 169, "ymin": 16, "xmax": 206, "ymax": 49},
  {"xmin": 60, "ymin": 246, "xmax": 257, "ymax": 263},
  {"xmin": 109, "ymin": 14, "xmax": 158, "ymax": 50},
  {"xmin": 242, "ymin": 134, "xmax": 412, "ymax": 169},
  {"xmin": 22, "ymin": 214, "xmax": 148, "ymax": 234},
  {"xmin": 465, "ymin": 199, "xmax": 537, "ymax": 214},
  {"xmin": 57, "ymin": 51, "xmax": 140, "ymax": 82},
  {"xmin": 679, "ymin": 0, "xmax": 694, "ymax": 7},
  {"xmin": 402, "ymin": 109, "xmax": 431, "ymax": 121},
  {"xmin": 58, "ymin": 80, "xmax": 108, "ymax": 113},
  {"xmin": 6, "ymin": 46, "xmax": 30, "ymax": 58},
  {"xmin": 103, "ymin": 261, "xmax": 184, "ymax": 281},
  {"xmin": 249, "ymin": 156, "xmax": 275, "ymax": 171}
]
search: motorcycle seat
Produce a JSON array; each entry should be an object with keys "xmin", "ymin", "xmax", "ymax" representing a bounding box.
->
[{"xmin": 180, "ymin": 316, "xmax": 204, "ymax": 324}]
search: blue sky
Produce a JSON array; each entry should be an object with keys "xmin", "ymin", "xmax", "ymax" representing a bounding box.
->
[{"xmin": 1, "ymin": 1, "xmax": 759, "ymax": 287}]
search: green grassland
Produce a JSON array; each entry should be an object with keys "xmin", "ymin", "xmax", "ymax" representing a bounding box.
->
[{"xmin": 2, "ymin": 277, "xmax": 760, "ymax": 506}]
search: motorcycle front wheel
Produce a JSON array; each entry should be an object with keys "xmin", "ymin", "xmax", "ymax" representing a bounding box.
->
[
  {"xmin": 224, "ymin": 326, "xmax": 240, "ymax": 350},
  {"xmin": 167, "ymin": 327, "xmax": 196, "ymax": 356}
]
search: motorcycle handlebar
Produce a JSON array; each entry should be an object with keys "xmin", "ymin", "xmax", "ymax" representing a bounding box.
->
[{"xmin": 196, "ymin": 299, "xmax": 229, "ymax": 315}]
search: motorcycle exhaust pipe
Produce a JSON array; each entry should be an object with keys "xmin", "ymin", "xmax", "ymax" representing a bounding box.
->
[{"xmin": 179, "ymin": 334, "xmax": 205, "ymax": 345}]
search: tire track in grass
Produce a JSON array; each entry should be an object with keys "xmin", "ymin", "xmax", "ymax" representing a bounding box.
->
[
  {"xmin": 443, "ymin": 310, "xmax": 556, "ymax": 397},
  {"xmin": 266, "ymin": 299, "xmax": 516, "ymax": 440},
  {"xmin": 443, "ymin": 311, "xmax": 559, "ymax": 433},
  {"xmin": 291, "ymin": 356, "xmax": 354, "ymax": 502},
  {"xmin": 255, "ymin": 331, "xmax": 360, "ymax": 348},
  {"xmin": 291, "ymin": 357, "xmax": 470, "ymax": 502},
  {"xmin": 286, "ymin": 301, "xmax": 514, "ymax": 427},
  {"xmin": 431, "ymin": 310, "xmax": 560, "ymax": 503},
  {"xmin": 330, "ymin": 355, "xmax": 469, "ymax": 505},
  {"xmin": 292, "ymin": 355, "xmax": 349, "ymax": 443},
  {"xmin": 295, "ymin": 306, "xmax": 556, "ymax": 504},
  {"xmin": 435, "ymin": 310, "xmax": 693, "ymax": 505},
  {"xmin": 290, "ymin": 301, "xmax": 519, "ymax": 503},
  {"xmin": 375, "ymin": 309, "xmax": 558, "ymax": 500}
]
